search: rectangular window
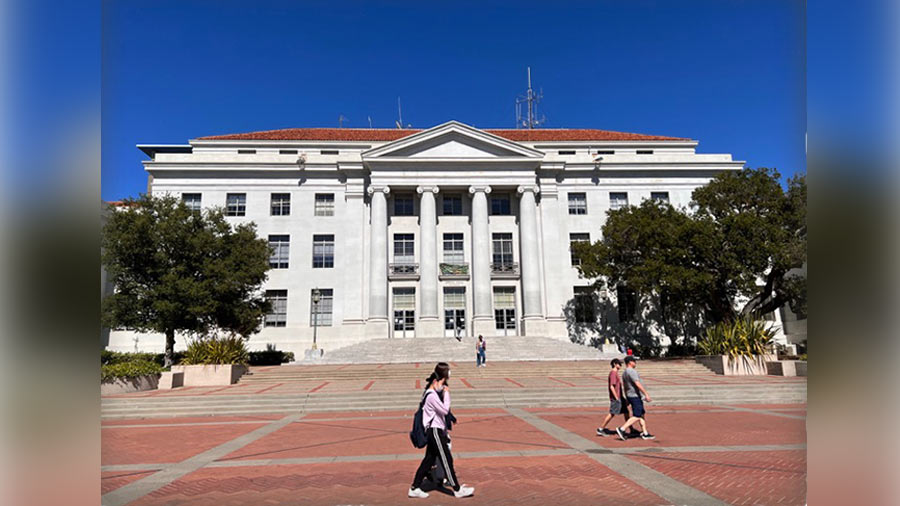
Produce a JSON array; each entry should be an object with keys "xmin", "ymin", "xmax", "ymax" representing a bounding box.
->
[
  {"xmin": 268, "ymin": 235, "xmax": 290, "ymax": 269},
  {"xmin": 182, "ymin": 193, "xmax": 202, "ymax": 213},
  {"xmin": 568, "ymin": 193, "xmax": 587, "ymax": 215},
  {"xmin": 320, "ymin": 149, "xmax": 339, "ymax": 155},
  {"xmin": 637, "ymin": 149, "xmax": 654, "ymax": 155},
  {"xmin": 442, "ymin": 233, "xmax": 464, "ymax": 264},
  {"xmin": 492, "ymin": 232, "xmax": 514, "ymax": 265},
  {"xmin": 651, "ymin": 191, "xmax": 670, "ymax": 203},
  {"xmin": 394, "ymin": 194, "xmax": 414, "ymax": 216},
  {"xmin": 314, "ymin": 193, "xmax": 335, "ymax": 216},
  {"xmin": 238, "ymin": 149, "xmax": 256, "ymax": 154},
  {"xmin": 574, "ymin": 286, "xmax": 596, "ymax": 324},
  {"xmin": 310, "ymin": 288, "xmax": 334, "ymax": 327},
  {"xmin": 558, "ymin": 150, "xmax": 576, "ymax": 155},
  {"xmin": 225, "ymin": 193, "xmax": 246, "ymax": 216},
  {"xmin": 490, "ymin": 194, "xmax": 511, "ymax": 215},
  {"xmin": 279, "ymin": 149, "xmax": 298, "ymax": 155},
  {"xmin": 264, "ymin": 290, "xmax": 287, "ymax": 327},
  {"xmin": 270, "ymin": 193, "xmax": 291, "ymax": 216},
  {"xmin": 596, "ymin": 150, "xmax": 615, "ymax": 155},
  {"xmin": 442, "ymin": 194, "xmax": 463, "ymax": 215},
  {"xmin": 393, "ymin": 233, "xmax": 415, "ymax": 264},
  {"xmin": 617, "ymin": 286, "xmax": 638, "ymax": 322},
  {"xmin": 569, "ymin": 233, "xmax": 590, "ymax": 266},
  {"xmin": 443, "ymin": 287, "xmax": 466, "ymax": 309},
  {"xmin": 312, "ymin": 234, "xmax": 334, "ymax": 268},
  {"xmin": 610, "ymin": 192, "xmax": 628, "ymax": 210}
]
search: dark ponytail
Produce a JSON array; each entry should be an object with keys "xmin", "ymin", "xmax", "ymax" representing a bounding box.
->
[{"xmin": 425, "ymin": 362, "xmax": 450, "ymax": 389}]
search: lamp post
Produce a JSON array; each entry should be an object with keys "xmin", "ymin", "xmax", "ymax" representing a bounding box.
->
[{"xmin": 311, "ymin": 287, "xmax": 321, "ymax": 351}]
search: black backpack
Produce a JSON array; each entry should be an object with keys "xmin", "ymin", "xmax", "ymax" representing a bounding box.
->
[{"xmin": 410, "ymin": 390, "xmax": 435, "ymax": 449}]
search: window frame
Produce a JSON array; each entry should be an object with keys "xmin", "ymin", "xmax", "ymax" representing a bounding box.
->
[
  {"xmin": 312, "ymin": 234, "xmax": 335, "ymax": 268},
  {"xmin": 617, "ymin": 286, "xmax": 638, "ymax": 322},
  {"xmin": 314, "ymin": 193, "xmax": 335, "ymax": 216},
  {"xmin": 650, "ymin": 191, "xmax": 670, "ymax": 204},
  {"xmin": 609, "ymin": 192, "xmax": 628, "ymax": 210},
  {"xmin": 442, "ymin": 233, "xmax": 464, "ymax": 264},
  {"xmin": 567, "ymin": 192, "xmax": 588, "ymax": 215},
  {"xmin": 268, "ymin": 234, "xmax": 290, "ymax": 269},
  {"xmin": 573, "ymin": 286, "xmax": 596, "ymax": 324},
  {"xmin": 490, "ymin": 193, "xmax": 511, "ymax": 215},
  {"xmin": 491, "ymin": 232, "xmax": 514, "ymax": 265},
  {"xmin": 270, "ymin": 193, "xmax": 291, "ymax": 216},
  {"xmin": 393, "ymin": 233, "xmax": 415, "ymax": 263},
  {"xmin": 264, "ymin": 289, "xmax": 288, "ymax": 327},
  {"xmin": 181, "ymin": 193, "xmax": 202, "ymax": 213},
  {"xmin": 394, "ymin": 194, "xmax": 415, "ymax": 216},
  {"xmin": 225, "ymin": 193, "xmax": 246, "ymax": 216},
  {"xmin": 442, "ymin": 194, "xmax": 463, "ymax": 216}
]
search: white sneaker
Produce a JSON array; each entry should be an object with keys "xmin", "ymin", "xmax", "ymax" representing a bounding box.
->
[
  {"xmin": 454, "ymin": 485, "xmax": 475, "ymax": 498},
  {"xmin": 408, "ymin": 488, "xmax": 429, "ymax": 498}
]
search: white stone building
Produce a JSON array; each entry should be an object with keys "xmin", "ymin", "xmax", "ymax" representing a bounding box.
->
[{"xmin": 108, "ymin": 120, "xmax": 768, "ymax": 356}]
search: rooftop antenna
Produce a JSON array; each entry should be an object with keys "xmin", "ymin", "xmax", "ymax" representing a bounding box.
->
[
  {"xmin": 338, "ymin": 115, "xmax": 348, "ymax": 128},
  {"xmin": 395, "ymin": 97, "xmax": 412, "ymax": 128},
  {"xmin": 515, "ymin": 67, "xmax": 546, "ymax": 129}
]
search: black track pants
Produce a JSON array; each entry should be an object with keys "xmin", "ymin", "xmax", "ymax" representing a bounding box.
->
[{"xmin": 411, "ymin": 427, "xmax": 460, "ymax": 491}]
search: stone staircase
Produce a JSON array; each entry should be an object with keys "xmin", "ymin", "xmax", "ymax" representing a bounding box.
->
[
  {"xmin": 296, "ymin": 336, "xmax": 620, "ymax": 365},
  {"xmin": 101, "ymin": 359, "xmax": 807, "ymax": 419}
]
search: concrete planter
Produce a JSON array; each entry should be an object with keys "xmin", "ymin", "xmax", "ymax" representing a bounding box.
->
[
  {"xmin": 171, "ymin": 364, "xmax": 248, "ymax": 386},
  {"xmin": 766, "ymin": 360, "xmax": 808, "ymax": 377},
  {"xmin": 695, "ymin": 354, "xmax": 776, "ymax": 375},
  {"xmin": 101, "ymin": 374, "xmax": 159, "ymax": 395}
]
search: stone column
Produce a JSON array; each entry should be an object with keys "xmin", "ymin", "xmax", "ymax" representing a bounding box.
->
[
  {"xmin": 342, "ymin": 183, "xmax": 367, "ymax": 328},
  {"xmin": 518, "ymin": 185, "xmax": 545, "ymax": 335},
  {"xmin": 366, "ymin": 185, "xmax": 390, "ymax": 337},
  {"xmin": 417, "ymin": 185, "xmax": 442, "ymax": 337},
  {"xmin": 469, "ymin": 185, "xmax": 495, "ymax": 336}
]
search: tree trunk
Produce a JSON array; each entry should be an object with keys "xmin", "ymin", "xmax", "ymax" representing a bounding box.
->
[{"xmin": 164, "ymin": 329, "xmax": 175, "ymax": 368}]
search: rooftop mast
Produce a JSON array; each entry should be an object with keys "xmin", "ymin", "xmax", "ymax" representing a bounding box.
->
[{"xmin": 515, "ymin": 67, "xmax": 546, "ymax": 129}]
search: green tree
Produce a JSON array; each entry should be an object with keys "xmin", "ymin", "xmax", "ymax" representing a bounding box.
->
[
  {"xmin": 574, "ymin": 168, "xmax": 806, "ymax": 327},
  {"xmin": 101, "ymin": 195, "xmax": 271, "ymax": 367}
]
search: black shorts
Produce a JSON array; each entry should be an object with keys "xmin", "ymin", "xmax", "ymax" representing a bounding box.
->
[{"xmin": 627, "ymin": 396, "xmax": 645, "ymax": 417}]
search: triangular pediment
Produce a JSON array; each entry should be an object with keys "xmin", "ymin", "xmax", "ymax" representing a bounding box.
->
[{"xmin": 362, "ymin": 121, "xmax": 543, "ymax": 160}]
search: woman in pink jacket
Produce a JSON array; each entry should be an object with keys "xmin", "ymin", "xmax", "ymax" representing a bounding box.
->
[{"xmin": 408, "ymin": 363, "xmax": 475, "ymax": 499}]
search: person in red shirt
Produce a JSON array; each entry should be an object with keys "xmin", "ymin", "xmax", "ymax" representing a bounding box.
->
[{"xmin": 596, "ymin": 358, "xmax": 632, "ymax": 436}]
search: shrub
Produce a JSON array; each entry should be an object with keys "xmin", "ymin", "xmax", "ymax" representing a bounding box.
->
[
  {"xmin": 629, "ymin": 342, "xmax": 662, "ymax": 359},
  {"xmin": 102, "ymin": 350, "xmax": 162, "ymax": 365},
  {"xmin": 181, "ymin": 335, "xmax": 250, "ymax": 365},
  {"xmin": 698, "ymin": 315, "xmax": 775, "ymax": 358},
  {"xmin": 101, "ymin": 360, "xmax": 163, "ymax": 382},
  {"xmin": 248, "ymin": 350, "xmax": 295, "ymax": 365}
]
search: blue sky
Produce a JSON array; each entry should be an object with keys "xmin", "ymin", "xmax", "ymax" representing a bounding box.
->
[{"xmin": 101, "ymin": 0, "xmax": 805, "ymax": 201}]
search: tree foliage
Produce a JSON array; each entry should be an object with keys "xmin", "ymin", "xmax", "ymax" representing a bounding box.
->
[
  {"xmin": 573, "ymin": 168, "xmax": 806, "ymax": 326},
  {"xmin": 101, "ymin": 195, "xmax": 271, "ymax": 366}
]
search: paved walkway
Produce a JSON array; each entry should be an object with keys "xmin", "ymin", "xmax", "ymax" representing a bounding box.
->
[{"xmin": 102, "ymin": 403, "xmax": 807, "ymax": 505}]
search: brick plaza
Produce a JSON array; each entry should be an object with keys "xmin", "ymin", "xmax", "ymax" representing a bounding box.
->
[{"xmin": 102, "ymin": 361, "xmax": 806, "ymax": 505}]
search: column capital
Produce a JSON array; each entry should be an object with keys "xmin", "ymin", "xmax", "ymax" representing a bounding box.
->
[
  {"xmin": 468, "ymin": 185, "xmax": 492, "ymax": 195},
  {"xmin": 517, "ymin": 185, "xmax": 541, "ymax": 195},
  {"xmin": 416, "ymin": 185, "xmax": 440, "ymax": 195},
  {"xmin": 366, "ymin": 185, "xmax": 390, "ymax": 195}
]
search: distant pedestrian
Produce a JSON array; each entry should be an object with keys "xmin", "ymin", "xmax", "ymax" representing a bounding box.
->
[
  {"xmin": 409, "ymin": 363, "xmax": 475, "ymax": 499},
  {"xmin": 475, "ymin": 335, "xmax": 486, "ymax": 367},
  {"xmin": 596, "ymin": 359, "xmax": 631, "ymax": 436},
  {"xmin": 615, "ymin": 356, "xmax": 655, "ymax": 440}
]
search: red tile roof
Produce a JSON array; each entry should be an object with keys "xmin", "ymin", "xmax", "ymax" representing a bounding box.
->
[{"xmin": 197, "ymin": 128, "xmax": 688, "ymax": 142}]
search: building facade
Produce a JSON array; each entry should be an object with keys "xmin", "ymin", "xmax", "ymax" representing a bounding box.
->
[{"xmin": 108, "ymin": 121, "xmax": 763, "ymax": 356}]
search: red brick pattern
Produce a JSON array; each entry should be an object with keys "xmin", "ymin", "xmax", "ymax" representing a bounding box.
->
[
  {"xmin": 538, "ymin": 409, "xmax": 806, "ymax": 448},
  {"xmin": 102, "ymin": 423, "xmax": 267, "ymax": 465},
  {"xmin": 628, "ymin": 450, "xmax": 807, "ymax": 505},
  {"xmin": 101, "ymin": 470, "xmax": 156, "ymax": 494},
  {"xmin": 134, "ymin": 455, "xmax": 668, "ymax": 506}
]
